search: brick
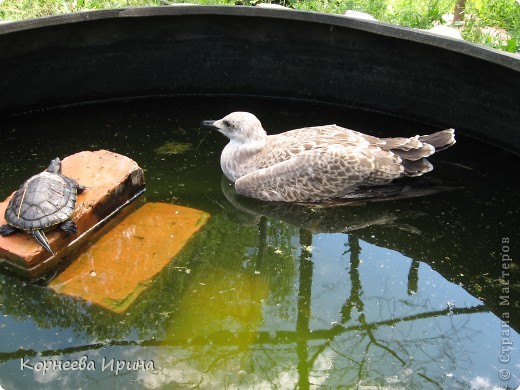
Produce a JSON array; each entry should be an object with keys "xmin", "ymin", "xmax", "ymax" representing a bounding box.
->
[
  {"xmin": 0, "ymin": 150, "xmax": 145, "ymax": 281},
  {"xmin": 49, "ymin": 202, "xmax": 210, "ymax": 313}
]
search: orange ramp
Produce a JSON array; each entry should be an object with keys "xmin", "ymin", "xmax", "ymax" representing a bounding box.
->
[{"xmin": 49, "ymin": 202, "xmax": 209, "ymax": 313}]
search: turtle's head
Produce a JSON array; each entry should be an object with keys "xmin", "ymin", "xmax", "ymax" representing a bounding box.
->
[{"xmin": 47, "ymin": 158, "xmax": 62, "ymax": 174}]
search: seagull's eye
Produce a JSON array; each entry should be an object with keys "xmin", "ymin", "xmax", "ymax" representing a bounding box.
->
[{"xmin": 223, "ymin": 120, "xmax": 231, "ymax": 128}]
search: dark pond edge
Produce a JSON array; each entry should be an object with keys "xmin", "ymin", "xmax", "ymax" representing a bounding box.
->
[
  {"xmin": 2, "ymin": 6, "xmax": 519, "ymax": 70},
  {"xmin": 1, "ymin": 5, "xmax": 519, "ymax": 153}
]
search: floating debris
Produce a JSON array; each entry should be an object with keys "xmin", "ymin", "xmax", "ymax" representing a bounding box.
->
[
  {"xmin": 447, "ymin": 301, "xmax": 455, "ymax": 315},
  {"xmin": 155, "ymin": 141, "xmax": 193, "ymax": 155}
]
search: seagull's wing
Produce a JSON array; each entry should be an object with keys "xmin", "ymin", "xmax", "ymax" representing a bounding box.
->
[
  {"xmin": 254, "ymin": 125, "xmax": 380, "ymax": 168},
  {"xmin": 235, "ymin": 144, "xmax": 403, "ymax": 202}
]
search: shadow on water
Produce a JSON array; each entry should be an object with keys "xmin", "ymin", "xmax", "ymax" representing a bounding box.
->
[{"xmin": 0, "ymin": 97, "xmax": 518, "ymax": 388}]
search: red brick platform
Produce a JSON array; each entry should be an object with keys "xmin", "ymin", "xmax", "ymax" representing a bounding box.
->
[{"xmin": 0, "ymin": 150, "xmax": 145, "ymax": 281}]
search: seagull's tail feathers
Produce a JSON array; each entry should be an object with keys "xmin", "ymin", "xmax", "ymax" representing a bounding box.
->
[
  {"xmin": 418, "ymin": 128, "xmax": 456, "ymax": 151},
  {"xmin": 401, "ymin": 158, "xmax": 434, "ymax": 177},
  {"xmin": 380, "ymin": 128, "xmax": 455, "ymax": 177}
]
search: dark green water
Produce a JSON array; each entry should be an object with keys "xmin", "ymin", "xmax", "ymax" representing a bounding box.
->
[{"xmin": 0, "ymin": 97, "xmax": 518, "ymax": 389}]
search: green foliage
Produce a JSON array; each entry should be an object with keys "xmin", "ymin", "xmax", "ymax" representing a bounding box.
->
[
  {"xmin": 362, "ymin": 0, "xmax": 388, "ymax": 20},
  {"xmin": 460, "ymin": 0, "xmax": 520, "ymax": 52},
  {"xmin": 470, "ymin": 0, "xmax": 520, "ymax": 30},
  {"xmin": 0, "ymin": 0, "xmax": 161, "ymax": 20},
  {"xmin": 383, "ymin": 0, "xmax": 451, "ymax": 29}
]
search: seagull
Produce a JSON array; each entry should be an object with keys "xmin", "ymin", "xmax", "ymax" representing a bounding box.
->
[{"xmin": 202, "ymin": 112, "xmax": 456, "ymax": 203}]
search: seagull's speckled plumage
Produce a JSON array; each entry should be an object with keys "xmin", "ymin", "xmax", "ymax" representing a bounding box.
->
[{"xmin": 203, "ymin": 112, "xmax": 455, "ymax": 202}]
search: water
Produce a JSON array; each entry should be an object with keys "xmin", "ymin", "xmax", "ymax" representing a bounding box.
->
[{"xmin": 0, "ymin": 97, "xmax": 518, "ymax": 389}]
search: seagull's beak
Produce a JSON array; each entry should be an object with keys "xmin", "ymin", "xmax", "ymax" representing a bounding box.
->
[{"xmin": 201, "ymin": 120, "xmax": 220, "ymax": 131}]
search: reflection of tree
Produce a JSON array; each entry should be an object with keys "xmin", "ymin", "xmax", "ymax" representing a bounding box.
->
[
  {"xmin": 0, "ymin": 210, "xmax": 498, "ymax": 388},
  {"xmin": 287, "ymin": 233, "xmax": 485, "ymax": 388},
  {"xmin": 221, "ymin": 175, "xmax": 520, "ymax": 331},
  {"xmin": 296, "ymin": 229, "xmax": 313, "ymax": 390},
  {"xmin": 341, "ymin": 234, "xmax": 364, "ymax": 322},
  {"xmin": 407, "ymin": 259, "xmax": 420, "ymax": 295},
  {"xmin": 0, "ymin": 216, "xmax": 489, "ymax": 390},
  {"xmin": 1, "ymin": 229, "xmax": 487, "ymax": 388}
]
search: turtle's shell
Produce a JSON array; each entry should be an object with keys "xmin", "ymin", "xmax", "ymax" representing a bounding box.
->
[{"xmin": 5, "ymin": 171, "xmax": 77, "ymax": 231}]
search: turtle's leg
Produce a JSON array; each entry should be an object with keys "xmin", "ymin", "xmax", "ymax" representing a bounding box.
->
[
  {"xmin": 70, "ymin": 178, "xmax": 87, "ymax": 194},
  {"xmin": 0, "ymin": 224, "xmax": 16, "ymax": 236},
  {"xmin": 60, "ymin": 219, "xmax": 78, "ymax": 235},
  {"xmin": 31, "ymin": 230, "xmax": 54, "ymax": 255},
  {"xmin": 66, "ymin": 177, "xmax": 87, "ymax": 194}
]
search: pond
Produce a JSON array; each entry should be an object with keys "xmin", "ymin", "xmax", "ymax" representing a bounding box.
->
[{"xmin": 0, "ymin": 97, "xmax": 518, "ymax": 389}]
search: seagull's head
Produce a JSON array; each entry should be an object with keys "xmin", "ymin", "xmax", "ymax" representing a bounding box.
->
[{"xmin": 202, "ymin": 112, "xmax": 267, "ymax": 144}]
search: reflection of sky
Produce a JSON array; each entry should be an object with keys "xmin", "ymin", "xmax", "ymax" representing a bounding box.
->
[
  {"xmin": 1, "ymin": 231, "xmax": 518, "ymax": 389},
  {"xmin": 308, "ymin": 233, "xmax": 484, "ymax": 323},
  {"xmin": 0, "ymin": 314, "xmax": 83, "ymax": 353},
  {"xmin": 307, "ymin": 233, "xmax": 352, "ymax": 328},
  {"xmin": 309, "ymin": 233, "xmax": 483, "ymax": 316},
  {"xmin": 301, "ymin": 233, "xmax": 518, "ymax": 389}
]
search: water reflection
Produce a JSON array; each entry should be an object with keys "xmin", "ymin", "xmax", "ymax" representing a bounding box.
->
[
  {"xmin": 221, "ymin": 174, "xmax": 519, "ymax": 330},
  {"xmin": 1, "ymin": 201, "xmax": 515, "ymax": 388},
  {"xmin": 130, "ymin": 228, "xmax": 490, "ymax": 388},
  {"xmin": 0, "ymin": 97, "xmax": 519, "ymax": 388}
]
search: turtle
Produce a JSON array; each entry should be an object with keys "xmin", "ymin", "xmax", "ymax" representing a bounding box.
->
[{"xmin": 0, "ymin": 158, "xmax": 86, "ymax": 255}]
